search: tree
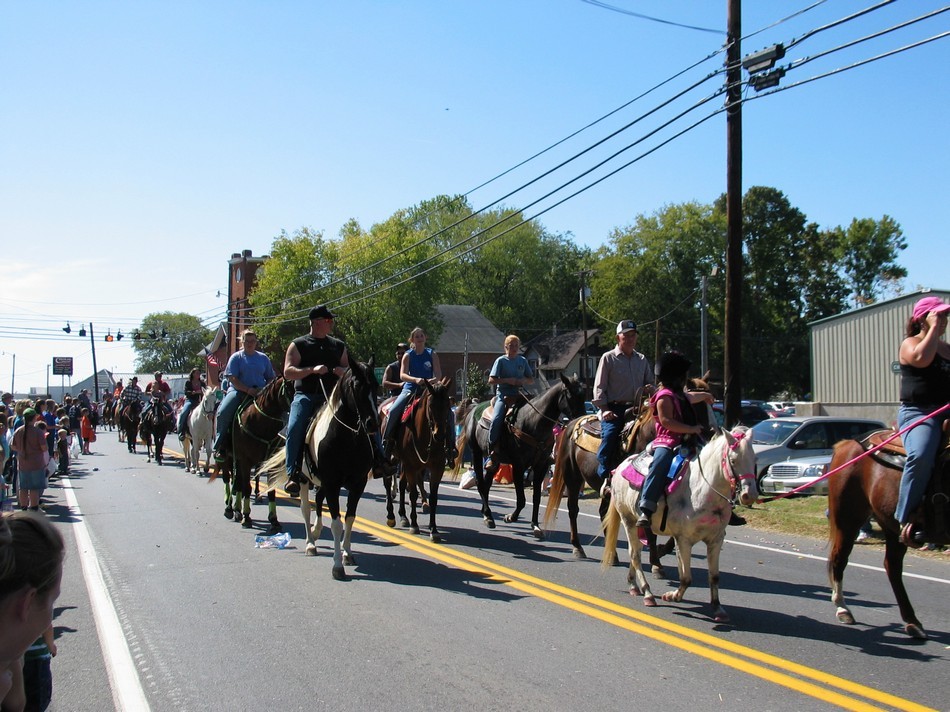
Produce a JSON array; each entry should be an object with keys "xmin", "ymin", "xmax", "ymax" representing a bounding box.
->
[
  {"xmin": 836, "ymin": 215, "xmax": 907, "ymax": 306},
  {"xmin": 132, "ymin": 312, "xmax": 213, "ymax": 374}
]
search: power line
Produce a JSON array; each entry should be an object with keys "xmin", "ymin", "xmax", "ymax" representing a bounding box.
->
[
  {"xmin": 578, "ymin": 0, "xmax": 724, "ymax": 35},
  {"xmin": 786, "ymin": 0, "xmax": 899, "ymax": 50},
  {"xmin": 742, "ymin": 0, "xmax": 830, "ymax": 41}
]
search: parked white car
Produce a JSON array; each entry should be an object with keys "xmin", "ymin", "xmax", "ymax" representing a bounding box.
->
[
  {"xmin": 759, "ymin": 454, "xmax": 832, "ymax": 495},
  {"xmin": 750, "ymin": 415, "xmax": 886, "ymax": 482}
]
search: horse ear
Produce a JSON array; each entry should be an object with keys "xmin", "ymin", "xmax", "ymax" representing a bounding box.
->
[
  {"xmin": 367, "ymin": 355, "xmax": 375, "ymax": 370},
  {"xmin": 722, "ymin": 428, "xmax": 735, "ymax": 446}
]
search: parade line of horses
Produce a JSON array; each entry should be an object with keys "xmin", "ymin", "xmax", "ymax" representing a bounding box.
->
[{"xmin": 109, "ymin": 360, "xmax": 945, "ymax": 640}]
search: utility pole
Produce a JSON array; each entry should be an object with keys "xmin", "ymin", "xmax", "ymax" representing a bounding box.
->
[
  {"xmin": 577, "ymin": 270, "xmax": 593, "ymax": 396},
  {"xmin": 724, "ymin": 0, "xmax": 743, "ymax": 427},
  {"xmin": 89, "ymin": 322, "xmax": 100, "ymax": 402},
  {"xmin": 701, "ymin": 274, "xmax": 709, "ymax": 378}
]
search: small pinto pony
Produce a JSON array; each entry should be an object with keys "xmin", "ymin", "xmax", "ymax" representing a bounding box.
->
[
  {"xmin": 181, "ymin": 386, "xmax": 217, "ymax": 475},
  {"xmin": 827, "ymin": 427, "xmax": 949, "ymax": 640},
  {"xmin": 601, "ymin": 426, "xmax": 757, "ymax": 623}
]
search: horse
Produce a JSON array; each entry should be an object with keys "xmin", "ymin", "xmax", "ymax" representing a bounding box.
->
[
  {"xmin": 601, "ymin": 426, "xmax": 757, "ymax": 622},
  {"xmin": 181, "ymin": 386, "xmax": 216, "ymax": 475},
  {"xmin": 263, "ymin": 359, "xmax": 380, "ymax": 580},
  {"xmin": 213, "ymin": 377, "xmax": 294, "ymax": 535},
  {"xmin": 383, "ymin": 377, "xmax": 452, "ymax": 541},
  {"xmin": 139, "ymin": 396, "xmax": 175, "ymax": 465},
  {"xmin": 827, "ymin": 431, "xmax": 949, "ymax": 640},
  {"xmin": 118, "ymin": 399, "xmax": 143, "ymax": 453},
  {"xmin": 545, "ymin": 381, "xmax": 714, "ymax": 570},
  {"xmin": 101, "ymin": 398, "xmax": 117, "ymax": 431},
  {"xmin": 455, "ymin": 374, "xmax": 587, "ymax": 537}
]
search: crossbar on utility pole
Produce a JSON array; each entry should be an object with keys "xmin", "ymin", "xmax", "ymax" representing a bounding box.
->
[{"xmin": 724, "ymin": 0, "xmax": 743, "ymax": 427}]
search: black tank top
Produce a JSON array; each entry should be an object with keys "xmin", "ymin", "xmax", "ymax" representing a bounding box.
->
[
  {"xmin": 292, "ymin": 334, "xmax": 346, "ymax": 394},
  {"xmin": 900, "ymin": 352, "xmax": 950, "ymax": 405}
]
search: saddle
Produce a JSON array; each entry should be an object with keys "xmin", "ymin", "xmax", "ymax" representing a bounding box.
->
[
  {"xmin": 477, "ymin": 394, "xmax": 527, "ymax": 425},
  {"xmin": 571, "ymin": 410, "xmax": 642, "ymax": 455},
  {"xmin": 617, "ymin": 448, "xmax": 691, "ymax": 495},
  {"xmin": 861, "ymin": 428, "xmax": 950, "ymax": 543}
]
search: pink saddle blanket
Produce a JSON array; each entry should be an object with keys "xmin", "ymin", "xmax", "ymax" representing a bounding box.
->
[{"xmin": 616, "ymin": 451, "xmax": 689, "ymax": 496}]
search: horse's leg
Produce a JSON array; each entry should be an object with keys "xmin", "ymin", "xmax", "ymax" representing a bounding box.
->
[
  {"xmin": 301, "ymin": 488, "xmax": 318, "ymax": 556},
  {"xmin": 240, "ymin": 463, "xmax": 253, "ymax": 528},
  {"xmin": 504, "ymin": 465, "xmax": 527, "ymax": 524},
  {"xmin": 704, "ymin": 536, "xmax": 729, "ymax": 623},
  {"xmin": 529, "ymin": 463, "xmax": 545, "ymax": 540},
  {"xmin": 618, "ymin": 501, "xmax": 653, "ymax": 605},
  {"xmin": 471, "ymin": 437, "xmax": 495, "ymax": 528},
  {"xmin": 566, "ymin": 481, "xmax": 586, "ymax": 559},
  {"xmin": 883, "ymin": 530, "xmax": 926, "ymax": 639},
  {"xmin": 829, "ymin": 511, "xmax": 858, "ymax": 627},
  {"xmin": 223, "ymin": 475, "xmax": 234, "ymax": 519},
  {"xmin": 647, "ymin": 531, "xmax": 674, "ymax": 579},
  {"xmin": 341, "ymin": 480, "xmax": 366, "ymax": 568},
  {"xmin": 265, "ymin": 489, "xmax": 281, "ymax": 535},
  {"xmin": 407, "ymin": 475, "xmax": 420, "ymax": 535},
  {"xmin": 156, "ymin": 432, "xmax": 164, "ymax": 465},
  {"xmin": 384, "ymin": 473, "xmax": 396, "ymax": 528},
  {"xmin": 662, "ymin": 536, "xmax": 694, "ymax": 604},
  {"xmin": 398, "ymin": 476, "xmax": 410, "ymax": 529},
  {"xmin": 828, "ymin": 470, "xmax": 870, "ymax": 628},
  {"xmin": 327, "ymin": 491, "xmax": 348, "ymax": 580},
  {"xmin": 182, "ymin": 434, "xmax": 192, "ymax": 472},
  {"xmin": 233, "ymin": 489, "xmax": 243, "ymax": 523},
  {"xmin": 427, "ymin": 466, "xmax": 443, "ymax": 543}
]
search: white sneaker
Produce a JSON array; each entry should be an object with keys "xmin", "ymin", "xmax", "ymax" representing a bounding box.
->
[{"xmin": 855, "ymin": 530, "xmax": 870, "ymax": 542}]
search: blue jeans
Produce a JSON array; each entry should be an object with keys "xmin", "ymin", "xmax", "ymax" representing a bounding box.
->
[
  {"xmin": 895, "ymin": 403, "xmax": 949, "ymax": 524},
  {"xmin": 596, "ymin": 405, "xmax": 627, "ymax": 481},
  {"xmin": 178, "ymin": 400, "xmax": 196, "ymax": 435},
  {"xmin": 383, "ymin": 389, "xmax": 414, "ymax": 443},
  {"xmin": 640, "ymin": 446, "xmax": 675, "ymax": 513},
  {"xmin": 212, "ymin": 390, "xmax": 243, "ymax": 453},
  {"xmin": 285, "ymin": 391, "xmax": 326, "ymax": 476},
  {"xmin": 489, "ymin": 396, "xmax": 508, "ymax": 450},
  {"xmin": 22, "ymin": 655, "xmax": 52, "ymax": 712}
]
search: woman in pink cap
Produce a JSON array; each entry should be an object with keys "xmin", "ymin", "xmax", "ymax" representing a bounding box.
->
[{"xmin": 896, "ymin": 295, "xmax": 950, "ymax": 547}]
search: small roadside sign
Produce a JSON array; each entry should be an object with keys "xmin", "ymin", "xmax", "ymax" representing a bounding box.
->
[{"xmin": 53, "ymin": 357, "xmax": 73, "ymax": 376}]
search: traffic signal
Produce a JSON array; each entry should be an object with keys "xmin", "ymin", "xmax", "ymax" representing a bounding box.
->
[
  {"xmin": 104, "ymin": 331, "xmax": 114, "ymax": 343},
  {"xmin": 78, "ymin": 325, "xmax": 87, "ymax": 337}
]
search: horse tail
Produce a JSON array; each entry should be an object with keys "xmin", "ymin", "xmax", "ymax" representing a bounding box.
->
[
  {"xmin": 600, "ymin": 497, "xmax": 620, "ymax": 571},
  {"xmin": 258, "ymin": 448, "xmax": 287, "ymax": 489},
  {"xmin": 543, "ymin": 422, "xmax": 573, "ymax": 531},
  {"xmin": 453, "ymin": 411, "xmax": 472, "ymax": 478}
]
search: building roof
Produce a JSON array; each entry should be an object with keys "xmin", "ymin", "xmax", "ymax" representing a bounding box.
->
[
  {"xmin": 807, "ymin": 288, "xmax": 950, "ymax": 327},
  {"xmin": 431, "ymin": 305, "xmax": 506, "ymax": 354},
  {"xmin": 527, "ymin": 330, "xmax": 601, "ymax": 370}
]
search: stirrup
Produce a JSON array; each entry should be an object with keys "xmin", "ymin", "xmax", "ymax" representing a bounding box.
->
[{"xmin": 899, "ymin": 522, "xmax": 924, "ymax": 549}]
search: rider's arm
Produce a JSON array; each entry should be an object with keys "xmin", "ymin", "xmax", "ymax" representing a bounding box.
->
[
  {"xmin": 656, "ymin": 396, "xmax": 703, "ymax": 436},
  {"xmin": 431, "ymin": 351, "xmax": 443, "ymax": 381},
  {"xmin": 226, "ymin": 375, "xmax": 258, "ymax": 397}
]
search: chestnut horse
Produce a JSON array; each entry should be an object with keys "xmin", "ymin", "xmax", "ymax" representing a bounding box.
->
[
  {"xmin": 119, "ymin": 399, "xmax": 143, "ymax": 453},
  {"xmin": 383, "ymin": 377, "xmax": 452, "ymax": 542},
  {"xmin": 827, "ymin": 430, "xmax": 949, "ymax": 640},
  {"xmin": 601, "ymin": 426, "xmax": 757, "ymax": 622}
]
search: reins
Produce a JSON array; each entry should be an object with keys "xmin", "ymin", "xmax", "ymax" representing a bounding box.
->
[{"xmin": 758, "ymin": 402, "xmax": 950, "ymax": 503}]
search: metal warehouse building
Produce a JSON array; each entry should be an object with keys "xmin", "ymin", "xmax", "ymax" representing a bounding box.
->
[{"xmin": 805, "ymin": 288, "xmax": 950, "ymax": 425}]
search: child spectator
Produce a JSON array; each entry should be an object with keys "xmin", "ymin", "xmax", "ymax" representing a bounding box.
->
[
  {"xmin": 80, "ymin": 410, "xmax": 95, "ymax": 456},
  {"xmin": 54, "ymin": 431, "xmax": 69, "ymax": 478}
]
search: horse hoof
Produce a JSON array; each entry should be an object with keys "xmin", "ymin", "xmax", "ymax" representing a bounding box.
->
[
  {"xmin": 484, "ymin": 517, "xmax": 496, "ymax": 529},
  {"xmin": 532, "ymin": 526, "xmax": 544, "ymax": 540},
  {"xmin": 242, "ymin": 517, "xmax": 253, "ymax": 529},
  {"xmin": 643, "ymin": 594, "xmax": 657, "ymax": 607},
  {"xmin": 661, "ymin": 591, "xmax": 680, "ymax": 603},
  {"xmin": 332, "ymin": 566, "xmax": 348, "ymax": 581},
  {"xmin": 305, "ymin": 545, "xmax": 318, "ymax": 557},
  {"xmin": 399, "ymin": 517, "xmax": 410, "ymax": 528},
  {"xmin": 713, "ymin": 609, "xmax": 730, "ymax": 623},
  {"xmin": 430, "ymin": 532, "xmax": 442, "ymax": 544},
  {"xmin": 410, "ymin": 525, "xmax": 420, "ymax": 535},
  {"xmin": 233, "ymin": 511, "xmax": 243, "ymax": 524},
  {"xmin": 573, "ymin": 548, "xmax": 587, "ymax": 560},
  {"xmin": 386, "ymin": 517, "xmax": 396, "ymax": 528},
  {"xmin": 835, "ymin": 607, "xmax": 855, "ymax": 625},
  {"xmin": 652, "ymin": 567, "xmax": 666, "ymax": 580},
  {"xmin": 343, "ymin": 553, "xmax": 356, "ymax": 567},
  {"xmin": 224, "ymin": 506, "xmax": 234, "ymax": 520},
  {"xmin": 265, "ymin": 522, "xmax": 282, "ymax": 536},
  {"xmin": 504, "ymin": 513, "xmax": 518, "ymax": 524},
  {"xmin": 905, "ymin": 623, "xmax": 927, "ymax": 640}
]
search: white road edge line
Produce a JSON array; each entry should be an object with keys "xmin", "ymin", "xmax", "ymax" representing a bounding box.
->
[
  {"xmin": 464, "ymin": 487, "xmax": 950, "ymax": 586},
  {"xmin": 61, "ymin": 476, "xmax": 152, "ymax": 712}
]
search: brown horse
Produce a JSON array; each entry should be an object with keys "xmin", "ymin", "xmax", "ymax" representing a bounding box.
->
[
  {"xmin": 213, "ymin": 377, "xmax": 294, "ymax": 536},
  {"xmin": 827, "ymin": 431, "xmax": 949, "ymax": 640},
  {"xmin": 118, "ymin": 399, "xmax": 143, "ymax": 453},
  {"xmin": 383, "ymin": 378, "xmax": 452, "ymax": 541},
  {"xmin": 544, "ymin": 380, "xmax": 713, "ymax": 571}
]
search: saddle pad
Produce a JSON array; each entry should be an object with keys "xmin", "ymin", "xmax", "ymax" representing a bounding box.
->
[
  {"xmin": 379, "ymin": 396, "xmax": 396, "ymax": 418},
  {"xmin": 402, "ymin": 397, "xmax": 420, "ymax": 424},
  {"xmin": 862, "ymin": 429, "xmax": 904, "ymax": 456},
  {"xmin": 572, "ymin": 415, "xmax": 602, "ymax": 454},
  {"xmin": 617, "ymin": 451, "xmax": 686, "ymax": 496}
]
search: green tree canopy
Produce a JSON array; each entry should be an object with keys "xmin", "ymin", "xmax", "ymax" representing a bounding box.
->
[{"xmin": 132, "ymin": 312, "xmax": 213, "ymax": 374}]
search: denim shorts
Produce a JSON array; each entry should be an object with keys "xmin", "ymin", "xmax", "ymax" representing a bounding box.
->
[{"xmin": 18, "ymin": 468, "xmax": 48, "ymax": 491}]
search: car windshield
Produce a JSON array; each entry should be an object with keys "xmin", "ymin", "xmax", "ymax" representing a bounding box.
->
[{"xmin": 750, "ymin": 419, "xmax": 801, "ymax": 445}]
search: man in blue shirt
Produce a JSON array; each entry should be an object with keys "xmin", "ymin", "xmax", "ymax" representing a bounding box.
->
[{"xmin": 213, "ymin": 329, "xmax": 277, "ymax": 460}]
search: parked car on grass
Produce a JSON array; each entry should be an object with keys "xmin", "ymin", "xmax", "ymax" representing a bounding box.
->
[{"xmin": 750, "ymin": 415, "xmax": 886, "ymax": 482}]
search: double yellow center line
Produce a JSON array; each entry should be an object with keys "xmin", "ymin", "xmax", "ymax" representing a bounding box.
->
[{"xmin": 355, "ymin": 516, "xmax": 932, "ymax": 712}]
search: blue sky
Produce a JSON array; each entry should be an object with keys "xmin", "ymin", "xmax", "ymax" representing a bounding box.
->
[{"xmin": 2, "ymin": 1, "xmax": 948, "ymax": 392}]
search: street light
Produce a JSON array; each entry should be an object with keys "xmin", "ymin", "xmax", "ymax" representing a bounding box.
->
[{"xmin": 741, "ymin": 44, "xmax": 785, "ymax": 73}]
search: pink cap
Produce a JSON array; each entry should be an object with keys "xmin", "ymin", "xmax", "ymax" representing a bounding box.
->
[{"xmin": 911, "ymin": 296, "xmax": 950, "ymax": 322}]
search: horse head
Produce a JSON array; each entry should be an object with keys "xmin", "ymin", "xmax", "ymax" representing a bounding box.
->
[
  {"xmin": 720, "ymin": 426, "xmax": 758, "ymax": 506},
  {"xmin": 558, "ymin": 374, "xmax": 588, "ymax": 420},
  {"xmin": 421, "ymin": 377, "xmax": 451, "ymax": 442},
  {"xmin": 346, "ymin": 357, "xmax": 380, "ymax": 435}
]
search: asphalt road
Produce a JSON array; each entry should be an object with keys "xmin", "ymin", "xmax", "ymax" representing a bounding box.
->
[{"xmin": 32, "ymin": 431, "xmax": 950, "ymax": 711}]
